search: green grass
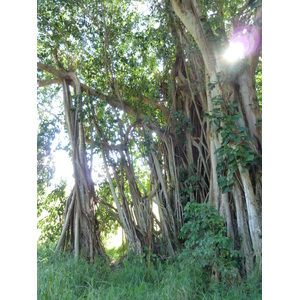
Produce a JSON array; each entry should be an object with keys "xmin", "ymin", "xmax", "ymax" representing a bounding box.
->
[{"xmin": 37, "ymin": 244, "xmax": 262, "ymax": 300}]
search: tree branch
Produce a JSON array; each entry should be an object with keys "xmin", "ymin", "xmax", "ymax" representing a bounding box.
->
[
  {"xmin": 37, "ymin": 62, "xmax": 69, "ymax": 79},
  {"xmin": 37, "ymin": 79, "xmax": 61, "ymax": 87}
]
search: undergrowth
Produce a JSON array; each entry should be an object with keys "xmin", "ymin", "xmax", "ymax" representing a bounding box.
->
[{"xmin": 37, "ymin": 244, "xmax": 261, "ymax": 300}]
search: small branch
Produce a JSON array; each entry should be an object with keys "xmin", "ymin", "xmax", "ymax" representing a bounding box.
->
[
  {"xmin": 37, "ymin": 79, "xmax": 61, "ymax": 87},
  {"xmin": 148, "ymin": 181, "xmax": 158, "ymax": 199}
]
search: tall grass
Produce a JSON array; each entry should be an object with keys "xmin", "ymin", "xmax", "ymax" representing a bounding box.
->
[{"xmin": 37, "ymin": 244, "xmax": 262, "ymax": 300}]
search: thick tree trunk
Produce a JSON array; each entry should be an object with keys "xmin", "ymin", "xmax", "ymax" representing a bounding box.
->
[
  {"xmin": 55, "ymin": 76, "xmax": 107, "ymax": 262},
  {"xmin": 238, "ymin": 165, "xmax": 262, "ymax": 262}
]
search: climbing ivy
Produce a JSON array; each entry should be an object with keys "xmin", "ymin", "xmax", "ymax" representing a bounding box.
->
[{"xmin": 207, "ymin": 95, "xmax": 260, "ymax": 193}]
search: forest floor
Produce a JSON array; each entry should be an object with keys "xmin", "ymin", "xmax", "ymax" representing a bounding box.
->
[{"xmin": 37, "ymin": 244, "xmax": 262, "ymax": 300}]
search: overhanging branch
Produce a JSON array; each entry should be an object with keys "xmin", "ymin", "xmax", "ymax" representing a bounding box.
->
[{"xmin": 37, "ymin": 78, "xmax": 61, "ymax": 87}]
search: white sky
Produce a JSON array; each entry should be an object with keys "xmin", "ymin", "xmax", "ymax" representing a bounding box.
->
[
  {"xmin": 50, "ymin": 146, "xmax": 106, "ymax": 195},
  {"xmin": 132, "ymin": 1, "xmax": 151, "ymax": 15}
]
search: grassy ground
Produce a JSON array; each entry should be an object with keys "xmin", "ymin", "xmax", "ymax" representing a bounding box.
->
[{"xmin": 37, "ymin": 245, "xmax": 262, "ymax": 300}]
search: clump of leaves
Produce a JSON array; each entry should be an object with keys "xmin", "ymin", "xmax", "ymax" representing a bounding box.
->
[{"xmin": 178, "ymin": 202, "xmax": 240, "ymax": 286}]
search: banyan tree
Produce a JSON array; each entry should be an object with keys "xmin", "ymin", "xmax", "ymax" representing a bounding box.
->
[{"xmin": 38, "ymin": 0, "xmax": 262, "ymax": 274}]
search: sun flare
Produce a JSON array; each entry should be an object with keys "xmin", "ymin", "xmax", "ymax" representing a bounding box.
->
[{"xmin": 224, "ymin": 42, "xmax": 245, "ymax": 62}]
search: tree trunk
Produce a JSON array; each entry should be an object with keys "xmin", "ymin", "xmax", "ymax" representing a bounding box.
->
[{"xmin": 55, "ymin": 76, "xmax": 107, "ymax": 262}]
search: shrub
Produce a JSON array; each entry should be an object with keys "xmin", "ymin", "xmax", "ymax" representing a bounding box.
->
[{"xmin": 178, "ymin": 202, "xmax": 240, "ymax": 286}]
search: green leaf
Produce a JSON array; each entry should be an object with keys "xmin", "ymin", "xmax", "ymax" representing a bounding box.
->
[
  {"xmin": 232, "ymin": 113, "xmax": 242, "ymax": 121},
  {"xmin": 222, "ymin": 186, "xmax": 232, "ymax": 194},
  {"xmin": 214, "ymin": 119, "xmax": 220, "ymax": 127}
]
